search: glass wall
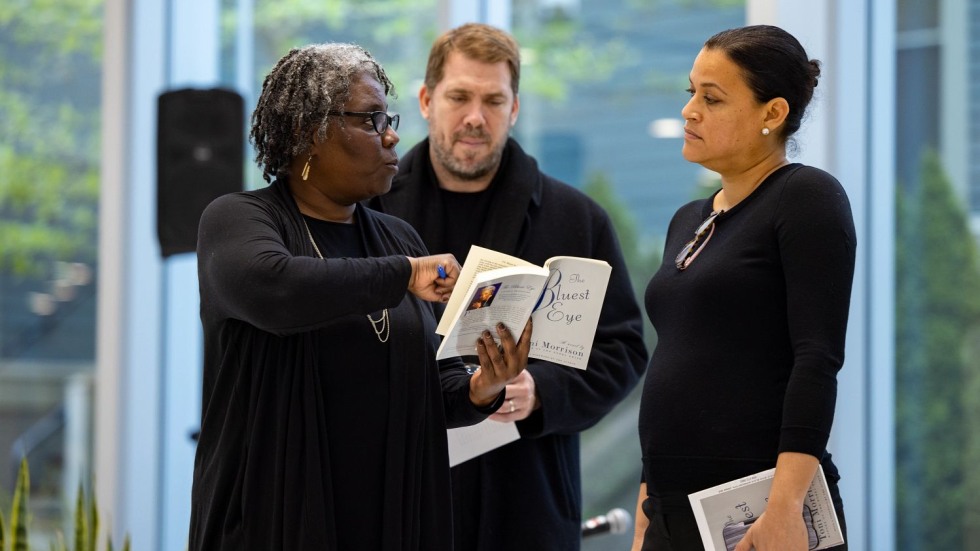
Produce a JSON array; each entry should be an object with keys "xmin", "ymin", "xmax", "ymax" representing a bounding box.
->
[
  {"xmin": 0, "ymin": 0, "xmax": 103, "ymax": 546},
  {"xmin": 219, "ymin": 0, "xmax": 441, "ymax": 192},
  {"xmin": 23, "ymin": 1, "xmax": 980, "ymax": 550},
  {"xmin": 894, "ymin": 1, "xmax": 980, "ymax": 549},
  {"xmin": 1, "ymin": 1, "xmax": 876, "ymax": 549}
]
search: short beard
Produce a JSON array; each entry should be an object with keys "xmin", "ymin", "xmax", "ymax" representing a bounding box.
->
[{"xmin": 431, "ymin": 131, "xmax": 504, "ymax": 182}]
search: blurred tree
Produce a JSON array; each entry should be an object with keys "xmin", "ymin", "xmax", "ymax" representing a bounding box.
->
[
  {"xmin": 583, "ymin": 171, "xmax": 661, "ymax": 319},
  {"xmin": 895, "ymin": 149, "xmax": 980, "ymax": 550},
  {"xmin": 0, "ymin": 0, "xmax": 103, "ymax": 278}
]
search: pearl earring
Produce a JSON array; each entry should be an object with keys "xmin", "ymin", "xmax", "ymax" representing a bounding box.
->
[
  {"xmin": 761, "ymin": 127, "xmax": 770, "ymax": 136},
  {"xmin": 302, "ymin": 154, "xmax": 312, "ymax": 181}
]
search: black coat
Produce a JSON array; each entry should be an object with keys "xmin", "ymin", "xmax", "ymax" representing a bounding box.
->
[
  {"xmin": 189, "ymin": 179, "xmax": 497, "ymax": 551},
  {"xmin": 370, "ymin": 138, "xmax": 648, "ymax": 550}
]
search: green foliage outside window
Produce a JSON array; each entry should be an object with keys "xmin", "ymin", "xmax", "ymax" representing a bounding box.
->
[
  {"xmin": 0, "ymin": 0, "xmax": 103, "ymax": 278},
  {"xmin": 896, "ymin": 149, "xmax": 980, "ymax": 550}
]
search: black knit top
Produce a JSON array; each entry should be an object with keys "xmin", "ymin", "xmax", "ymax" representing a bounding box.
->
[{"xmin": 638, "ymin": 164, "xmax": 856, "ymax": 505}]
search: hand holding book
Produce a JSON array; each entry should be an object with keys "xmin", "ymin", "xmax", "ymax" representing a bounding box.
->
[
  {"xmin": 467, "ymin": 320, "xmax": 533, "ymax": 408},
  {"xmin": 687, "ymin": 465, "xmax": 844, "ymax": 551},
  {"xmin": 436, "ymin": 245, "xmax": 611, "ymax": 370}
]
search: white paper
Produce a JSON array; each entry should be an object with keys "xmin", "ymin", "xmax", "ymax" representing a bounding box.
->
[{"xmin": 447, "ymin": 419, "xmax": 520, "ymax": 467}]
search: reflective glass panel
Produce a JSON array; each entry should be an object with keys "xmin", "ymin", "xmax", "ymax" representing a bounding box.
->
[
  {"xmin": 895, "ymin": 1, "xmax": 980, "ymax": 549},
  {"xmin": 0, "ymin": 0, "xmax": 102, "ymax": 545}
]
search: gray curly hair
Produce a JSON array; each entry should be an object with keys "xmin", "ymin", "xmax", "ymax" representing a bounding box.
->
[{"xmin": 249, "ymin": 43, "xmax": 395, "ymax": 183}]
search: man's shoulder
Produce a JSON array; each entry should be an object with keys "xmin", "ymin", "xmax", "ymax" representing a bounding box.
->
[{"xmin": 535, "ymin": 173, "xmax": 609, "ymax": 219}]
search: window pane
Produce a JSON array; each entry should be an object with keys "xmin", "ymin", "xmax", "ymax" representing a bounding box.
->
[
  {"xmin": 0, "ymin": 0, "xmax": 102, "ymax": 545},
  {"xmin": 509, "ymin": 1, "xmax": 743, "ymax": 549},
  {"xmin": 897, "ymin": 0, "xmax": 938, "ymax": 32},
  {"xmin": 895, "ymin": 0, "xmax": 980, "ymax": 549},
  {"xmin": 224, "ymin": 0, "xmax": 439, "ymax": 191}
]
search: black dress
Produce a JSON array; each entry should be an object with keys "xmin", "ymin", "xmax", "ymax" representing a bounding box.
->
[
  {"xmin": 188, "ymin": 179, "xmax": 499, "ymax": 551},
  {"xmin": 306, "ymin": 216, "xmax": 390, "ymax": 550}
]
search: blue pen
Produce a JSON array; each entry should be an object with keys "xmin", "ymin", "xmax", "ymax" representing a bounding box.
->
[{"xmin": 437, "ymin": 265, "xmax": 448, "ymax": 279}]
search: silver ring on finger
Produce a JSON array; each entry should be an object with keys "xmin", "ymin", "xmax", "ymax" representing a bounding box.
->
[{"xmin": 508, "ymin": 399, "xmax": 515, "ymax": 413}]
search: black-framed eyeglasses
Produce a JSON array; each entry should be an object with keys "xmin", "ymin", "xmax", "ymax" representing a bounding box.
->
[
  {"xmin": 674, "ymin": 210, "xmax": 723, "ymax": 270},
  {"xmin": 327, "ymin": 110, "xmax": 400, "ymax": 134}
]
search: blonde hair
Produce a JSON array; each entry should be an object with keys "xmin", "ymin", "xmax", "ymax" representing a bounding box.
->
[{"xmin": 424, "ymin": 23, "xmax": 521, "ymax": 96}]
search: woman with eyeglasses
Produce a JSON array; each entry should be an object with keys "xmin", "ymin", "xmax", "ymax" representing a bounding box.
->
[
  {"xmin": 188, "ymin": 43, "xmax": 531, "ymax": 551},
  {"xmin": 633, "ymin": 26, "xmax": 855, "ymax": 551}
]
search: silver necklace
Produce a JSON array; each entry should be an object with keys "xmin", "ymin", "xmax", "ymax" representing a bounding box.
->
[{"xmin": 302, "ymin": 217, "xmax": 390, "ymax": 343}]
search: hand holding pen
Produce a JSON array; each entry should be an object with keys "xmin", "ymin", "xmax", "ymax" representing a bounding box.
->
[{"xmin": 407, "ymin": 253, "xmax": 460, "ymax": 303}]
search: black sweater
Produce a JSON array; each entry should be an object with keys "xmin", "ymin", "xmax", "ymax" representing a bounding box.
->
[
  {"xmin": 639, "ymin": 164, "xmax": 856, "ymax": 504},
  {"xmin": 370, "ymin": 138, "xmax": 648, "ymax": 550},
  {"xmin": 189, "ymin": 180, "xmax": 495, "ymax": 551}
]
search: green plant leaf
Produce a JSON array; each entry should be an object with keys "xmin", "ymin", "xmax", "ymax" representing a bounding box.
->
[
  {"xmin": 11, "ymin": 457, "xmax": 30, "ymax": 551},
  {"xmin": 74, "ymin": 484, "xmax": 86, "ymax": 551},
  {"xmin": 88, "ymin": 492, "xmax": 99, "ymax": 551}
]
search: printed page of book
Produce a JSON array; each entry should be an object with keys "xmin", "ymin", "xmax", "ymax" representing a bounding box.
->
[
  {"xmin": 437, "ymin": 245, "xmax": 535, "ymax": 336},
  {"xmin": 528, "ymin": 257, "xmax": 611, "ymax": 370},
  {"xmin": 687, "ymin": 465, "xmax": 844, "ymax": 551},
  {"xmin": 436, "ymin": 266, "xmax": 548, "ymax": 361},
  {"xmin": 447, "ymin": 420, "xmax": 520, "ymax": 467}
]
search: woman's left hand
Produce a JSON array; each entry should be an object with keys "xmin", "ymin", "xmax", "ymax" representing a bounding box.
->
[
  {"xmin": 469, "ymin": 319, "xmax": 533, "ymax": 407},
  {"xmin": 734, "ymin": 507, "xmax": 809, "ymax": 551},
  {"xmin": 737, "ymin": 452, "xmax": 820, "ymax": 551}
]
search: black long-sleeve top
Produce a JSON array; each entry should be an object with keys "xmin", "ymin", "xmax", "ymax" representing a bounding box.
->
[
  {"xmin": 639, "ymin": 164, "xmax": 856, "ymax": 504},
  {"xmin": 189, "ymin": 179, "xmax": 498, "ymax": 551}
]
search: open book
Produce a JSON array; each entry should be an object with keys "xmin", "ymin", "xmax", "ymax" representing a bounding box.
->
[
  {"xmin": 688, "ymin": 465, "xmax": 844, "ymax": 551},
  {"xmin": 435, "ymin": 245, "xmax": 611, "ymax": 370}
]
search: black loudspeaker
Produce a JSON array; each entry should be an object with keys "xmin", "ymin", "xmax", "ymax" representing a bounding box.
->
[{"xmin": 157, "ymin": 88, "xmax": 245, "ymax": 257}]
